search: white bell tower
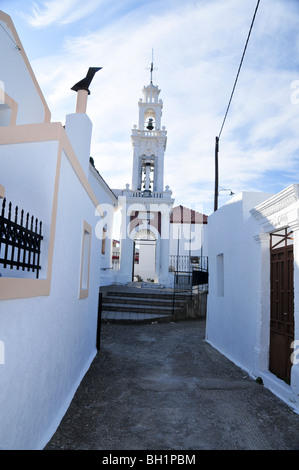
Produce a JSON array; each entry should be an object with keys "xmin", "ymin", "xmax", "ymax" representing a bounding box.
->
[
  {"xmin": 131, "ymin": 61, "xmax": 167, "ymax": 195},
  {"xmin": 115, "ymin": 58, "xmax": 174, "ymax": 286}
]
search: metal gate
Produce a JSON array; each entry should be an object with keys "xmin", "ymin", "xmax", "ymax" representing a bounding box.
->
[
  {"xmin": 269, "ymin": 228, "xmax": 294, "ymax": 384},
  {"xmin": 173, "ymin": 260, "xmax": 208, "ymax": 294}
]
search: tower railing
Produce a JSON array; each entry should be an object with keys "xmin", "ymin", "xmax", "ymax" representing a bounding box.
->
[
  {"xmin": 131, "ymin": 129, "xmax": 167, "ymax": 138},
  {"xmin": 123, "ymin": 189, "xmax": 172, "ymax": 199}
]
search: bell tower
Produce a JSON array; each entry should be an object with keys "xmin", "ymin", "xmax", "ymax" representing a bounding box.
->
[
  {"xmin": 131, "ymin": 61, "xmax": 167, "ymax": 195},
  {"xmin": 115, "ymin": 57, "xmax": 174, "ymax": 287}
]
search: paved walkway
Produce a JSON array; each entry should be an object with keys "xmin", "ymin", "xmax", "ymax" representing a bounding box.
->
[{"xmin": 45, "ymin": 319, "xmax": 299, "ymax": 450}]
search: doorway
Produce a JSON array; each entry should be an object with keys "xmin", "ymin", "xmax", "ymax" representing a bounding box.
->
[
  {"xmin": 269, "ymin": 228, "xmax": 294, "ymax": 384},
  {"xmin": 132, "ymin": 229, "xmax": 156, "ymax": 283}
]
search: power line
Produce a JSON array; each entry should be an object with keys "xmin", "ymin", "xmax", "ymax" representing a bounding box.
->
[
  {"xmin": 218, "ymin": 0, "xmax": 261, "ymax": 138},
  {"xmin": 0, "ymin": 24, "xmax": 21, "ymax": 50},
  {"xmin": 214, "ymin": 0, "xmax": 261, "ymax": 212}
]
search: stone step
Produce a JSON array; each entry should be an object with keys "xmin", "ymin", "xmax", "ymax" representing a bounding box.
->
[
  {"xmin": 103, "ymin": 291, "xmax": 192, "ymax": 301},
  {"xmin": 101, "ymin": 302, "xmax": 182, "ymax": 314},
  {"xmin": 102, "ymin": 295, "xmax": 187, "ymax": 307},
  {"xmin": 98, "ymin": 285, "xmax": 201, "ymax": 323},
  {"xmin": 101, "ymin": 311, "xmax": 174, "ymax": 324}
]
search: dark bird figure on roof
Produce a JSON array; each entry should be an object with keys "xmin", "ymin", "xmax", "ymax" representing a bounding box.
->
[{"xmin": 71, "ymin": 67, "xmax": 102, "ymax": 95}]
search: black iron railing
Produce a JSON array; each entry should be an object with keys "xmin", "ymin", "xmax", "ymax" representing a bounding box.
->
[
  {"xmin": 171, "ymin": 256, "xmax": 209, "ymax": 294},
  {"xmin": 0, "ymin": 198, "xmax": 43, "ymax": 278},
  {"xmin": 169, "ymin": 255, "xmax": 208, "ymax": 273}
]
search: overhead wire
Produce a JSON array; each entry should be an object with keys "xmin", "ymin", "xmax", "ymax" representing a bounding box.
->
[
  {"xmin": 218, "ymin": 0, "xmax": 261, "ymax": 139},
  {"xmin": 0, "ymin": 23, "xmax": 21, "ymax": 50},
  {"xmin": 214, "ymin": 0, "xmax": 261, "ymax": 211}
]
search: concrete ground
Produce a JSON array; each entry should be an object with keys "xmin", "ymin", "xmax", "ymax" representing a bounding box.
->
[{"xmin": 45, "ymin": 319, "xmax": 299, "ymax": 450}]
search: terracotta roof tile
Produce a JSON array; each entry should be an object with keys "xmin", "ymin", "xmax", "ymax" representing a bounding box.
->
[{"xmin": 170, "ymin": 205, "xmax": 208, "ymax": 224}]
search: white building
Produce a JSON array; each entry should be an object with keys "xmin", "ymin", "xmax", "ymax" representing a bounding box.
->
[
  {"xmin": 113, "ymin": 75, "xmax": 174, "ymax": 286},
  {"xmin": 88, "ymin": 159, "xmax": 118, "ymax": 285},
  {"xmin": 0, "ymin": 11, "xmax": 116, "ymax": 449},
  {"xmin": 206, "ymin": 187, "xmax": 299, "ymax": 413},
  {"xmin": 169, "ymin": 205, "xmax": 208, "ymax": 270}
]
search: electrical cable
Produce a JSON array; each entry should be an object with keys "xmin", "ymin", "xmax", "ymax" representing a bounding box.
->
[
  {"xmin": 218, "ymin": 0, "xmax": 261, "ymax": 139},
  {"xmin": 0, "ymin": 23, "xmax": 21, "ymax": 50},
  {"xmin": 214, "ymin": 0, "xmax": 261, "ymax": 211}
]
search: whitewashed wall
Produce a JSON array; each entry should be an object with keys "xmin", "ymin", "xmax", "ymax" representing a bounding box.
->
[
  {"xmin": 0, "ymin": 10, "xmax": 120, "ymax": 451},
  {"xmin": 206, "ymin": 190, "xmax": 299, "ymax": 413},
  {"xmin": 0, "ymin": 149, "xmax": 101, "ymax": 449},
  {"xmin": 0, "ymin": 16, "xmax": 48, "ymax": 124},
  {"xmin": 206, "ymin": 192, "xmax": 271, "ymax": 371},
  {"xmin": 88, "ymin": 163, "xmax": 117, "ymax": 286},
  {"xmin": 0, "ymin": 140, "xmax": 58, "ymax": 278}
]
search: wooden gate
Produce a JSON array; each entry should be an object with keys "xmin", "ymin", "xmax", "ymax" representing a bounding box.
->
[{"xmin": 269, "ymin": 228, "xmax": 294, "ymax": 384}]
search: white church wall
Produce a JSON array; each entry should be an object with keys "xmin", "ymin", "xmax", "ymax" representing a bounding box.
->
[
  {"xmin": 0, "ymin": 10, "xmax": 115, "ymax": 450},
  {"xmin": 88, "ymin": 163, "xmax": 117, "ymax": 286},
  {"xmin": 250, "ymin": 185, "xmax": 299, "ymax": 412},
  {"xmin": 0, "ymin": 147, "xmax": 101, "ymax": 450},
  {"xmin": 0, "ymin": 140, "xmax": 58, "ymax": 217},
  {"xmin": 112, "ymin": 195, "xmax": 133, "ymax": 284},
  {"xmin": 0, "ymin": 12, "xmax": 50, "ymax": 125},
  {"xmin": 0, "ymin": 139, "xmax": 58, "ymax": 279},
  {"xmin": 65, "ymin": 113, "xmax": 92, "ymax": 177},
  {"xmin": 206, "ymin": 192, "xmax": 271, "ymax": 373},
  {"xmin": 206, "ymin": 189, "xmax": 299, "ymax": 413}
]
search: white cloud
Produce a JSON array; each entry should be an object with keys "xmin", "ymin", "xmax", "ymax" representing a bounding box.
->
[
  {"xmin": 22, "ymin": 0, "xmax": 299, "ymax": 214},
  {"xmin": 25, "ymin": 0, "xmax": 103, "ymax": 28}
]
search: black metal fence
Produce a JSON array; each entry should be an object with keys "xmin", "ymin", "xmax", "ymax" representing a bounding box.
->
[
  {"xmin": 0, "ymin": 198, "xmax": 43, "ymax": 278},
  {"xmin": 169, "ymin": 255, "xmax": 208, "ymax": 274},
  {"xmin": 169, "ymin": 254, "xmax": 191, "ymax": 272},
  {"xmin": 172, "ymin": 256, "xmax": 209, "ymax": 294},
  {"xmin": 171, "ymin": 259, "xmax": 209, "ymax": 317}
]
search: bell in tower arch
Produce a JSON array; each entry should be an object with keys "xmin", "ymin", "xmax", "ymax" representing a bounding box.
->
[{"xmin": 146, "ymin": 118, "xmax": 154, "ymax": 130}]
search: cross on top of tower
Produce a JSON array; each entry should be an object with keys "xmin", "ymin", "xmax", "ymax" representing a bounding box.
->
[{"xmin": 146, "ymin": 49, "xmax": 157, "ymax": 85}]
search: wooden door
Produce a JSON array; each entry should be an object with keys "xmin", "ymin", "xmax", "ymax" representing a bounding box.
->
[{"xmin": 269, "ymin": 229, "xmax": 294, "ymax": 384}]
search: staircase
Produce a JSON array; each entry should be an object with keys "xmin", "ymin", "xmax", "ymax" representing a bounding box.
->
[{"xmin": 99, "ymin": 284, "xmax": 196, "ymax": 324}]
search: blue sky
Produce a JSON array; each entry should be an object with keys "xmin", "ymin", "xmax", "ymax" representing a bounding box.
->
[{"xmin": 2, "ymin": 0, "xmax": 299, "ymax": 215}]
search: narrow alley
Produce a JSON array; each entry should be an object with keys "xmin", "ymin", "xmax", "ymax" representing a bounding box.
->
[{"xmin": 45, "ymin": 319, "xmax": 299, "ymax": 451}]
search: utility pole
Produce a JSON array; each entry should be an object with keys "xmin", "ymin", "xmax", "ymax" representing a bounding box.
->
[{"xmin": 214, "ymin": 136, "xmax": 219, "ymax": 212}]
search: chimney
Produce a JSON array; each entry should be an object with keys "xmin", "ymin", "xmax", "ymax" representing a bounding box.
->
[
  {"xmin": 64, "ymin": 67, "xmax": 102, "ymax": 175},
  {"xmin": 75, "ymin": 89, "xmax": 89, "ymax": 114}
]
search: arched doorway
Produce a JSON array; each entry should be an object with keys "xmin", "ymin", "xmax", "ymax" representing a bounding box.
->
[{"xmin": 133, "ymin": 229, "xmax": 157, "ymax": 283}]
